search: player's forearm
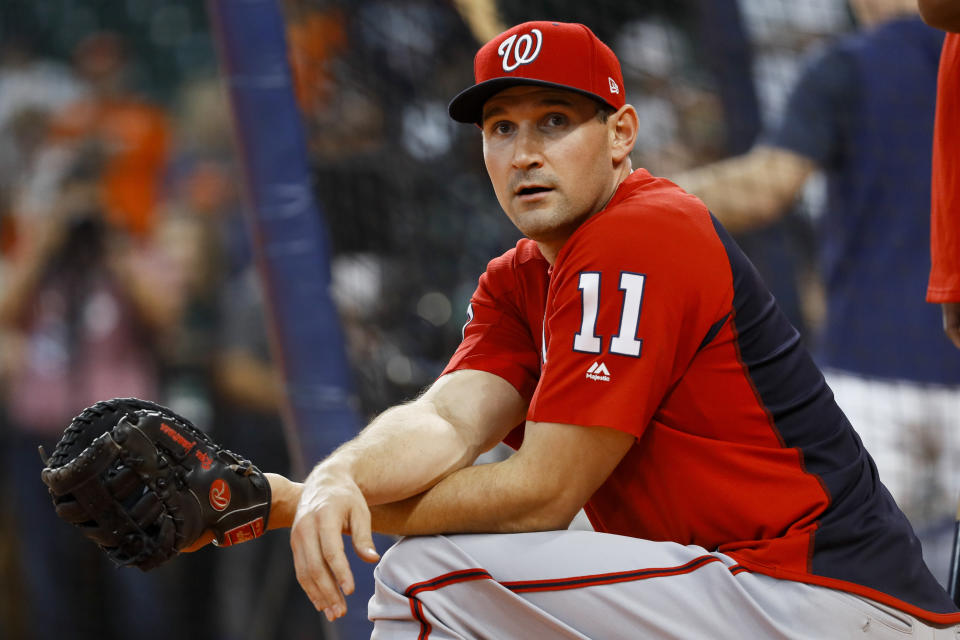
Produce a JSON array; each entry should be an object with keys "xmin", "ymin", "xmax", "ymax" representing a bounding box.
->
[
  {"xmin": 673, "ymin": 146, "xmax": 813, "ymax": 234},
  {"xmin": 673, "ymin": 163, "xmax": 783, "ymax": 233},
  {"xmin": 308, "ymin": 371, "xmax": 525, "ymax": 507},
  {"xmin": 226, "ymin": 440, "xmax": 557, "ymax": 541},
  {"xmin": 312, "ymin": 401, "xmax": 483, "ymax": 507},
  {"xmin": 369, "ymin": 455, "xmax": 577, "ymax": 536}
]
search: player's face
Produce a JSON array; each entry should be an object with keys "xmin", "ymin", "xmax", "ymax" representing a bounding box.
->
[{"xmin": 481, "ymin": 86, "xmax": 618, "ymax": 258}]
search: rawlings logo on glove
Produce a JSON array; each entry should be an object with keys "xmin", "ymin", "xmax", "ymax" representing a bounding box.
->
[
  {"xmin": 209, "ymin": 479, "xmax": 231, "ymax": 511},
  {"xmin": 40, "ymin": 398, "xmax": 272, "ymax": 570}
]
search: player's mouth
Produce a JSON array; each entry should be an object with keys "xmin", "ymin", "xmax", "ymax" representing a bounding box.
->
[{"xmin": 515, "ymin": 184, "xmax": 554, "ymax": 202}]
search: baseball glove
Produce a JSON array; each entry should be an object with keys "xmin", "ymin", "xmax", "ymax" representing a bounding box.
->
[{"xmin": 40, "ymin": 397, "xmax": 271, "ymax": 570}]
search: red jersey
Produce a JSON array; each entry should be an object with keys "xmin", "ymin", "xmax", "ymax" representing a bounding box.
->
[
  {"xmin": 444, "ymin": 169, "xmax": 960, "ymax": 623},
  {"xmin": 928, "ymin": 32, "xmax": 960, "ymax": 302}
]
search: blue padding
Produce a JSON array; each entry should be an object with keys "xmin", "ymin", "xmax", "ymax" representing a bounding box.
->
[{"xmin": 207, "ymin": 2, "xmax": 380, "ymax": 636}]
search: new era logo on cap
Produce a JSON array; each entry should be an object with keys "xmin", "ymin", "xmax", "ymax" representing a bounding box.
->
[{"xmin": 448, "ymin": 21, "xmax": 626, "ymax": 124}]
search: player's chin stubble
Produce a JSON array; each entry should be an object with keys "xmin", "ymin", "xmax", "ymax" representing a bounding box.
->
[{"xmin": 508, "ymin": 198, "xmax": 587, "ymax": 248}]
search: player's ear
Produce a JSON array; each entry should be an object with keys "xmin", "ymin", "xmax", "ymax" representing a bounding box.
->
[{"xmin": 609, "ymin": 105, "xmax": 638, "ymax": 164}]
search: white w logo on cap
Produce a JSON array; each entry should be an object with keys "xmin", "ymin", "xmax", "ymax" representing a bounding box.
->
[{"xmin": 498, "ymin": 28, "xmax": 543, "ymax": 72}]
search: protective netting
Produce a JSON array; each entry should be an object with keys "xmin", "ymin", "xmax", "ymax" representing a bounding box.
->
[{"xmin": 0, "ymin": 0, "xmax": 861, "ymax": 419}]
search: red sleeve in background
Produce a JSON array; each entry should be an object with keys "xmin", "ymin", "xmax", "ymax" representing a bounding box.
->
[{"xmin": 927, "ymin": 33, "xmax": 960, "ymax": 302}]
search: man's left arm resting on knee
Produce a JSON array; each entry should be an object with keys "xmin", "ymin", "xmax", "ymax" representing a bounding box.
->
[
  {"xmin": 270, "ymin": 366, "xmax": 633, "ymax": 619},
  {"xmin": 285, "ymin": 368, "xmax": 525, "ymax": 618}
]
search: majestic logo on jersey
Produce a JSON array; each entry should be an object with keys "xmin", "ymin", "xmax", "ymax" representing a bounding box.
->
[
  {"xmin": 498, "ymin": 29, "xmax": 543, "ymax": 72},
  {"xmin": 586, "ymin": 361, "xmax": 611, "ymax": 381}
]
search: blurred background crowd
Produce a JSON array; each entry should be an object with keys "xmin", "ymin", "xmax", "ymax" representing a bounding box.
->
[{"xmin": 0, "ymin": 1, "xmax": 955, "ymax": 639}]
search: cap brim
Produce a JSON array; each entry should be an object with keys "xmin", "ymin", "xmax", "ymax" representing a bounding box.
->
[{"xmin": 448, "ymin": 77, "xmax": 616, "ymax": 125}]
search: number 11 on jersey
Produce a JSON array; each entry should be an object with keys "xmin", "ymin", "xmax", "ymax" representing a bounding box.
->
[{"xmin": 573, "ymin": 271, "xmax": 645, "ymax": 357}]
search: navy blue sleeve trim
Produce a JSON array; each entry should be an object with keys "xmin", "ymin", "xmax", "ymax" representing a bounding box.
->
[
  {"xmin": 698, "ymin": 311, "xmax": 731, "ymax": 352},
  {"xmin": 708, "ymin": 214, "xmax": 958, "ymax": 615}
]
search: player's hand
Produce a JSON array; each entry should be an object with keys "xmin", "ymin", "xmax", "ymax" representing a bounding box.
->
[
  {"xmin": 942, "ymin": 302, "xmax": 960, "ymax": 350},
  {"xmin": 290, "ymin": 465, "xmax": 380, "ymax": 621}
]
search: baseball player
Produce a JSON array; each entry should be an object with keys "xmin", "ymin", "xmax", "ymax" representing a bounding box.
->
[{"xmin": 194, "ymin": 20, "xmax": 960, "ymax": 637}]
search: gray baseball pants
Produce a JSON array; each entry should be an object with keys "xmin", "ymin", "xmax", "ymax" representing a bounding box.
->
[{"xmin": 368, "ymin": 530, "xmax": 960, "ymax": 639}]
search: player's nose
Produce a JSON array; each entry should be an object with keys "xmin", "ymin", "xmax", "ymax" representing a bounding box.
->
[{"xmin": 510, "ymin": 126, "xmax": 544, "ymax": 170}]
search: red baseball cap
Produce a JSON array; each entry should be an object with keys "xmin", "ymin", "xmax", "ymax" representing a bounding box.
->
[{"xmin": 448, "ymin": 21, "xmax": 625, "ymax": 125}]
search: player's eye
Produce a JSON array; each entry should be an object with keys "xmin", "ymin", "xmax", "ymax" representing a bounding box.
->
[
  {"xmin": 492, "ymin": 121, "xmax": 515, "ymax": 135},
  {"xmin": 542, "ymin": 113, "xmax": 568, "ymax": 129}
]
